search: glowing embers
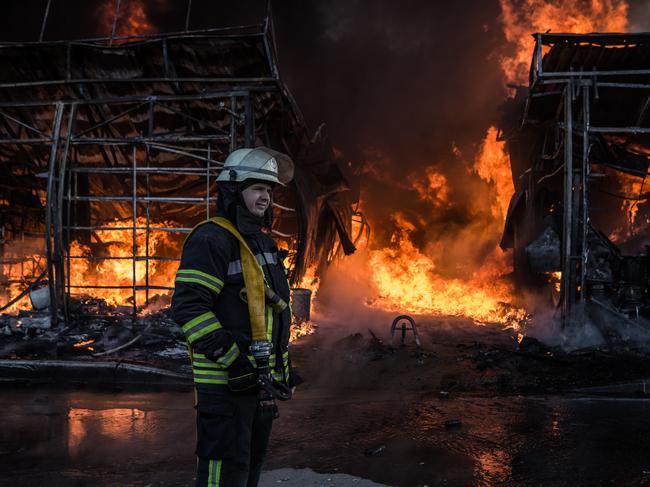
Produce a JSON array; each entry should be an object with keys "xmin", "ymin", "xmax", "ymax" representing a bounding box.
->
[{"xmin": 72, "ymin": 339, "xmax": 96, "ymax": 351}]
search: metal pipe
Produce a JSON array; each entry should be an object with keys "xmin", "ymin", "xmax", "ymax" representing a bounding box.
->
[
  {"xmin": 0, "ymin": 87, "xmax": 275, "ymax": 107},
  {"xmin": 206, "ymin": 144, "xmax": 211, "ymax": 218},
  {"xmin": 68, "ymin": 284, "xmax": 174, "ymax": 290},
  {"xmin": 131, "ymin": 145, "xmax": 137, "ymax": 318},
  {"xmin": 588, "ymin": 127, "xmax": 650, "ymax": 134},
  {"xmin": 70, "ymin": 167, "xmax": 220, "ymax": 174},
  {"xmin": 541, "ymin": 69, "xmax": 650, "ymax": 77},
  {"xmin": 66, "ymin": 225, "xmax": 191, "ymax": 233},
  {"xmin": 145, "ymin": 143, "xmax": 225, "ymax": 165},
  {"xmin": 185, "ymin": 0, "xmax": 193, "ymax": 31},
  {"xmin": 580, "ymin": 85, "xmax": 590, "ymax": 306},
  {"xmin": 0, "ymin": 77, "xmax": 277, "ymax": 89},
  {"xmin": 144, "ymin": 148, "xmax": 150, "ymax": 306},
  {"xmin": 0, "ymin": 24, "xmax": 266, "ymax": 47},
  {"xmin": 561, "ymin": 83, "xmax": 573, "ymax": 328},
  {"xmin": 0, "ymin": 109, "xmax": 47, "ymax": 136},
  {"xmin": 44, "ymin": 102, "xmax": 65, "ymax": 325},
  {"xmin": 66, "ymin": 196, "xmax": 218, "ymax": 203},
  {"xmin": 110, "ymin": 0, "xmax": 122, "ymax": 47},
  {"xmin": 73, "ymin": 102, "xmax": 147, "ymax": 138},
  {"xmin": 39, "ymin": 0, "xmax": 52, "ymax": 42},
  {"xmin": 229, "ymin": 95, "xmax": 237, "ymax": 153},
  {"xmin": 67, "ymin": 255, "xmax": 180, "ymax": 261}
]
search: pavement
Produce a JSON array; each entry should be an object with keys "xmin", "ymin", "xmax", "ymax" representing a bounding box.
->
[{"xmin": 260, "ymin": 468, "xmax": 391, "ymax": 486}]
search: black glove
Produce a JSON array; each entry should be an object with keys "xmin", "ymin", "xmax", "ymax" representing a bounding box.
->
[
  {"xmin": 193, "ymin": 329, "xmax": 235, "ymax": 361},
  {"xmin": 227, "ymin": 354, "xmax": 258, "ymax": 393}
]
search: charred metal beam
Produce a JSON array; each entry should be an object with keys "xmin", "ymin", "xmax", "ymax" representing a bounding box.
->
[{"xmin": 44, "ymin": 102, "xmax": 64, "ymax": 325}]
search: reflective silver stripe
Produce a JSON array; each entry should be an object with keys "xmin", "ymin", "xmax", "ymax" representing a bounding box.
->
[{"xmin": 227, "ymin": 252, "xmax": 277, "ymax": 275}]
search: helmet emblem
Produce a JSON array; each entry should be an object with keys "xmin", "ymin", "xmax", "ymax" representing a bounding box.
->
[{"xmin": 269, "ymin": 158, "xmax": 278, "ymax": 171}]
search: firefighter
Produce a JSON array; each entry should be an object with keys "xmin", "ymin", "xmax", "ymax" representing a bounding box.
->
[{"xmin": 171, "ymin": 147, "xmax": 296, "ymax": 487}]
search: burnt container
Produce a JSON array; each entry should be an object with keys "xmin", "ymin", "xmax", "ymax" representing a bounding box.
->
[{"xmin": 290, "ymin": 288, "xmax": 312, "ymax": 322}]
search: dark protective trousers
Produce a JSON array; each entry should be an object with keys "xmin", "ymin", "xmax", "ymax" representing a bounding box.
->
[{"xmin": 194, "ymin": 387, "xmax": 274, "ymax": 487}]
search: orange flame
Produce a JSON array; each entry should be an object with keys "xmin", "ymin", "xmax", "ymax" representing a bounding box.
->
[
  {"xmin": 499, "ymin": 0, "xmax": 628, "ymax": 85},
  {"xmin": 410, "ymin": 168, "xmax": 450, "ymax": 207},
  {"xmin": 609, "ymin": 171, "xmax": 648, "ymax": 241},
  {"xmin": 473, "ymin": 126, "xmax": 513, "ymax": 221},
  {"xmin": 68, "ymin": 217, "xmax": 180, "ymax": 307},
  {"xmin": 367, "ymin": 213, "xmax": 525, "ymax": 326}
]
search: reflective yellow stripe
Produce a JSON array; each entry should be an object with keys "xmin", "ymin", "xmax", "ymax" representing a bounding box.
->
[
  {"xmin": 182, "ymin": 311, "xmax": 214, "ymax": 333},
  {"xmin": 215, "ymin": 342, "xmax": 240, "ymax": 368},
  {"xmin": 215, "ymin": 459, "xmax": 222, "ymax": 486},
  {"xmin": 193, "ymin": 369, "xmax": 227, "ymax": 376},
  {"xmin": 176, "ymin": 276, "xmax": 222, "ymax": 294},
  {"xmin": 194, "ymin": 377, "xmax": 228, "ymax": 385},
  {"xmin": 208, "ymin": 458, "xmax": 221, "ymax": 486},
  {"xmin": 177, "ymin": 268, "xmax": 224, "ymax": 288},
  {"xmin": 182, "ymin": 311, "xmax": 222, "ymax": 344},
  {"xmin": 193, "ymin": 369, "xmax": 228, "ymax": 385},
  {"xmin": 193, "ymin": 359, "xmax": 222, "ymax": 369}
]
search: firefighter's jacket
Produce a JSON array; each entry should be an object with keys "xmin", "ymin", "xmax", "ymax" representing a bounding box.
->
[{"xmin": 171, "ymin": 216, "xmax": 292, "ymax": 388}]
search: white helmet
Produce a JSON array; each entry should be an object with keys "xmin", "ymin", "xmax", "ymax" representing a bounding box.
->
[{"xmin": 217, "ymin": 147, "xmax": 294, "ymax": 186}]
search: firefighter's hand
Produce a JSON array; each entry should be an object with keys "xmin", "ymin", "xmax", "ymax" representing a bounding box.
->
[{"xmin": 193, "ymin": 329, "xmax": 235, "ymax": 361}]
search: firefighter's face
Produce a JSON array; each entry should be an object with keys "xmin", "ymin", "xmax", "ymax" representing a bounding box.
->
[{"xmin": 241, "ymin": 183, "xmax": 272, "ymax": 217}]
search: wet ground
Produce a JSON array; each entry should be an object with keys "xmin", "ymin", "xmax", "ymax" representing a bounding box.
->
[
  {"xmin": 3, "ymin": 312, "xmax": 650, "ymax": 486},
  {"xmin": 2, "ymin": 388, "xmax": 650, "ymax": 486}
]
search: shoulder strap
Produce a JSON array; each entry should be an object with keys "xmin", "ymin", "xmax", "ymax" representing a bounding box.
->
[{"xmin": 184, "ymin": 217, "xmax": 267, "ymax": 342}]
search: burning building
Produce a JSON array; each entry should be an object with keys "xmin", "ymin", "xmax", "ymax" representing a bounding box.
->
[
  {"xmin": 501, "ymin": 32, "xmax": 650, "ymax": 343},
  {"xmin": 0, "ymin": 7, "xmax": 357, "ymax": 330}
]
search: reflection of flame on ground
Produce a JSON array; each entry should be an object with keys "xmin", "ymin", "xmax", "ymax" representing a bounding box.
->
[{"xmin": 67, "ymin": 408, "xmax": 148, "ymax": 458}]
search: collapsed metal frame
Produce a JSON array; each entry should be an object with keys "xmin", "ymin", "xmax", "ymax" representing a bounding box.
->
[
  {"xmin": 528, "ymin": 33, "xmax": 650, "ymax": 328},
  {"xmin": 0, "ymin": 13, "xmax": 298, "ymax": 324}
]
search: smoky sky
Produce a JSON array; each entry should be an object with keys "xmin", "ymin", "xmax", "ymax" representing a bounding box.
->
[{"xmin": 3, "ymin": 0, "xmax": 650, "ymax": 254}]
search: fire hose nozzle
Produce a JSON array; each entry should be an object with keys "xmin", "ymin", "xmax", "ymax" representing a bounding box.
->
[
  {"xmin": 250, "ymin": 340, "xmax": 273, "ymax": 382},
  {"xmin": 249, "ymin": 340, "xmax": 292, "ymax": 401}
]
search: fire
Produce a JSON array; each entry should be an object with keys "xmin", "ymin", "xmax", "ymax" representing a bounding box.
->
[
  {"xmin": 73, "ymin": 339, "xmax": 96, "ymax": 351},
  {"xmin": 410, "ymin": 168, "xmax": 450, "ymax": 207},
  {"xmin": 498, "ymin": 0, "xmax": 628, "ymax": 85},
  {"xmin": 548, "ymin": 271, "xmax": 562, "ymax": 293},
  {"xmin": 618, "ymin": 172, "xmax": 647, "ymax": 228},
  {"xmin": 290, "ymin": 320, "xmax": 317, "ymax": 342},
  {"xmin": 69, "ymin": 217, "xmax": 180, "ymax": 307},
  {"xmin": 97, "ymin": 0, "xmax": 157, "ymax": 39},
  {"xmin": 368, "ymin": 213, "xmax": 525, "ymax": 326},
  {"xmin": 297, "ymin": 265, "xmax": 320, "ymax": 296},
  {"xmin": 474, "ymin": 127, "xmax": 513, "ymax": 220}
]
